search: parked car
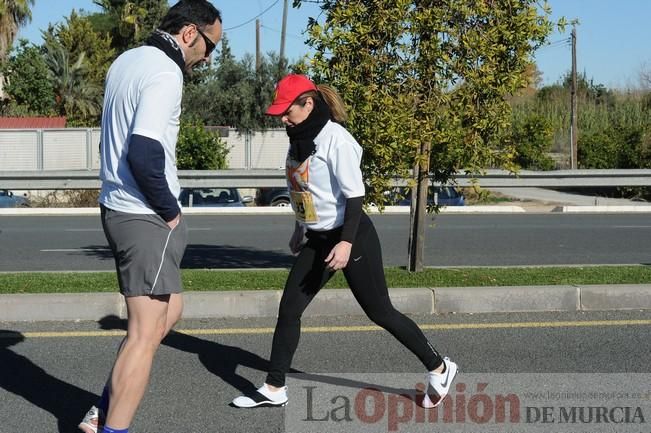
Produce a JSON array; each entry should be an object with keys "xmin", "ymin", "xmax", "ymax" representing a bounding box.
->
[
  {"xmin": 392, "ymin": 186, "xmax": 465, "ymax": 206},
  {"xmin": 255, "ymin": 187, "xmax": 291, "ymax": 207},
  {"xmin": 179, "ymin": 188, "xmax": 253, "ymax": 207},
  {"xmin": 255, "ymin": 185, "xmax": 464, "ymax": 207},
  {"xmin": 0, "ymin": 189, "xmax": 30, "ymax": 208}
]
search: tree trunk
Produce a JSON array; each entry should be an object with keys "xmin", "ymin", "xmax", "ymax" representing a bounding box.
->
[{"xmin": 408, "ymin": 140, "xmax": 431, "ymax": 272}]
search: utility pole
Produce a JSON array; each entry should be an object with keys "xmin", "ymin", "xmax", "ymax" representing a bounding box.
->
[
  {"xmin": 279, "ymin": 0, "xmax": 288, "ymax": 69},
  {"xmin": 570, "ymin": 25, "xmax": 578, "ymax": 169},
  {"xmin": 256, "ymin": 19, "xmax": 262, "ymax": 72}
]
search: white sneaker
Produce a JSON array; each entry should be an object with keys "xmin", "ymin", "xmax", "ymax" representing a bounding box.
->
[
  {"xmin": 422, "ymin": 357, "xmax": 458, "ymax": 408},
  {"xmin": 232, "ymin": 384, "xmax": 288, "ymax": 408},
  {"xmin": 78, "ymin": 405, "xmax": 104, "ymax": 433}
]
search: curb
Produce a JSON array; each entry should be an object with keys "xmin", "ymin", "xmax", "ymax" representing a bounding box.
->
[
  {"xmin": 2, "ymin": 284, "xmax": 650, "ymax": 322},
  {"xmin": 553, "ymin": 206, "xmax": 651, "ymax": 213}
]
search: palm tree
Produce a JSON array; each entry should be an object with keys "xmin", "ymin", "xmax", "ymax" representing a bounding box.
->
[
  {"xmin": 42, "ymin": 39, "xmax": 102, "ymax": 124},
  {"xmin": 0, "ymin": 0, "xmax": 35, "ymax": 61},
  {"xmin": 92, "ymin": 0, "xmax": 167, "ymax": 50}
]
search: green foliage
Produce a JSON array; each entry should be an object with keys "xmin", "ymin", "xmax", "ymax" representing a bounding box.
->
[
  {"xmin": 577, "ymin": 130, "xmax": 620, "ymax": 169},
  {"xmin": 4, "ymin": 265, "xmax": 651, "ymax": 294},
  {"xmin": 0, "ymin": 0, "xmax": 35, "ymax": 60},
  {"xmin": 0, "ymin": 39, "xmax": 55, "ymax": 115},
  {"xmin": 36, "ymin": 10, "xmax": 115, "ymax": 125},
  {"xmin": 1, "ymin": 11, "xmax": 111, "ymax": 125},
  {"xmin": 512, "ymin": 71, "xmax": 651, "ymax": 170},
  {"xmin": 561, "ymin": 72, "xmax": 616, "ymax": 106},
  {"xmin": 91, "ymin": 0, "xmax": 168, "ymax": 51},
  {"xmin": 578, "ymin": 121, "xmax": 650, "ymax": 170},
  {"xmin": 42, "ymin": 38, "xmax": 102, "ymax": 126},
  {"xmin": 44, "ymin": 10, "xmax": 116, "ymax": 88},
  {"xmin": 511, "ymin": 113, "xmax": 555, "ymax": 170},
  {"xmin": 183, "ymin": 36, "xmax": 293, "ymax": 130},
  {"xmin": 176, "ymin": 117, "xmax": 229, "ymax": 170},
  {"xmin": 303, "ymin": 0, "xmax": 555, "ymax": 207}
]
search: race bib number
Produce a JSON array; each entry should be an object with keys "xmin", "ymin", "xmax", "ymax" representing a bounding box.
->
[{"xmin": 290, "ymin": 191, "xmax": 318, "ymax": 223}]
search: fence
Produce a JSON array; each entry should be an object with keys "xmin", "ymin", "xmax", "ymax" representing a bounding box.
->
[
  {"xmin": 4, "ymin": 127, "xmax": 651, "ymax": 190},
  {"xmin": 0, "ymin": 128, "xmax": 289, "ymax": 171}
]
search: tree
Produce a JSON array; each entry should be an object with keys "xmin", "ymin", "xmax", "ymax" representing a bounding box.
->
[
  {"xmin": 0, "ymin": 39, "xmax": 55, "ymax": 115},
  {"xmin": 515, "ymin": 63, "xmax": 543, "ymax": 97},
  {"xmin": 183, "ymin": 36, "xmax": 291, "ymax": 130},
  {"xmin": 299, "ymin": 0, "xmax": 556, "ymax": 206},
  {"xmin": 0, "ymin": 0, "xmax": 35, "ymax": 61},
  {"xmin": 561, "ymin": 71, "xmax": 615, "ymax": 106},
  {"xmin": 298, "ymin": 0, "xmax": 556, "ymax": 270},
  {"xmin": 90, "ymin": 0, "xmax": 168, "ymax": 52},
  {"xmin": 42, "ymin": 39, "xmax": 102, "ymax": 125},
  {"xmin": 43, "ymin": 10, "xmax": 116, "ymax": 89}
]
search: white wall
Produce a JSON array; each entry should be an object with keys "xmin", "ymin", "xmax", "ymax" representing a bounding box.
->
[{"xmin": 0, "ymin": 128, "xmax": 289, "ymax": 170}]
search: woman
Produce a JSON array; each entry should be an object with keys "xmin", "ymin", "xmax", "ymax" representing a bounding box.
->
[{"xmin": 232, "ymin": 74, "xmax": 457, "ymax": 409}]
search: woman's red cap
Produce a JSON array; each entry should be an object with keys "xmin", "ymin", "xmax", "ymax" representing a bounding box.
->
[{"xmin": 265, "ymin": 74, "xmax": 318, "ymax": 115}]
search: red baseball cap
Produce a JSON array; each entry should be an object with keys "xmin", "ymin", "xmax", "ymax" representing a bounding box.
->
[{"xmin": 265, "ymin": 74, "xmax": 318, "ymax": 116}]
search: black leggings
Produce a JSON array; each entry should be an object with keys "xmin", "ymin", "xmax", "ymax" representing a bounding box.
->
[{"xmin": 265, "ymin": 213, "xmax": 443, "ymax": 387}]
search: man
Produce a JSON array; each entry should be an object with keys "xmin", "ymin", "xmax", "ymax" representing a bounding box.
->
[{"xmin": 78, "ymin": 2, "xmax": 222, "ymax": 433}]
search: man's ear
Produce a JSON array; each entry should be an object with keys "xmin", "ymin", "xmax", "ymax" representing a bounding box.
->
[{"xmin": 180, "ymin": 24, "xmax": 196, "ymax": 46}]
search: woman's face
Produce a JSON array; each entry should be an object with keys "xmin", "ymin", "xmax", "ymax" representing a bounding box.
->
[{"xmin": 281, "ymin": 97, "xmax": 313, "ymax": 127}]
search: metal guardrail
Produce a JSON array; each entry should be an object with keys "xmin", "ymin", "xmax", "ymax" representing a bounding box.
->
[
  {"xmin": 0, "ymin": 170, "xmax": 284, "ymax": 189},
  {"xmin": 2, "ymin": 169, "xmax": 651, "ymax": 189}
]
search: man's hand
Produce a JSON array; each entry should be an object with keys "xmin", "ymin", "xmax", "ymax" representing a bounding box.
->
[
  {"xmin": 167, "ymin": 213, "xmax": 181, "ymax": 229},
  {"xmin": 325, "ymin": 241, "xmax": 352, "ymax": 271}
]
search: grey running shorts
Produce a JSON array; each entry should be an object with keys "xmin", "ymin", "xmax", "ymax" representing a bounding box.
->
[{"xmin": 100, "ymin": 205, "xmax": 188, "ymax": 297}]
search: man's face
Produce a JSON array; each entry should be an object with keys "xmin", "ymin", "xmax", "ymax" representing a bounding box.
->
[{"xmin": 181, "ymin": 19, "xmax": 223, "ymax": 71}]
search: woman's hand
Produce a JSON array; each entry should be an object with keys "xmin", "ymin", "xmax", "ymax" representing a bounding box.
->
[
  {"xmin": 289, "ymin": 222, "xmax": 306, "ymax": 255},
  {"xmin": 325, "ymin": 241, "xmax": 352, "ymax": 271}
]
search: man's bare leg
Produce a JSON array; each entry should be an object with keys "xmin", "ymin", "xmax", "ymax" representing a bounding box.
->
[{"xmin": 103, "ymin": 295, "xmax": 171, "ymax": 429}]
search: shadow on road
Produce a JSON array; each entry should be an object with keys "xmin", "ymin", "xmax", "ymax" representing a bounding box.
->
[
  {"xmin": 97, "ymin": 316, "xmax": 428, "ymax": 404},
  {"xmin": 0, "ymin": 330, "xmax": 98, "ymax": 433},
  {"xmin": 69, "ymin": 244, "xmax": 114, "ymax": 261},
  {"xmin": 0, "ymin": 318, "xmax": 429, "ymax": 432},
  {"xmin": 181, "ymin": 244, "xmax": 295, "ymax": 268},
  {"xmin": 98, "ymin": 315, "xmax": 293, "ymax": 397},
  {"xmin": 78, "ymin": 244, "xmax": 296, "ymax": 269}
]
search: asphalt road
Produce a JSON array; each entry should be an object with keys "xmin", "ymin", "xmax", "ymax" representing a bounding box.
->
[
  {"xmin": 1, "ymin": 213, "xmax": 651, "ymax": 271},
  {"xmin": 1, "ymin": 310, "xmax": 650, "ymax": 432}
]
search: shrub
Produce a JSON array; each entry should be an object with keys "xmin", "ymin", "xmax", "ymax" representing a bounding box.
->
[
  {"xmin": 176, "ymin": 117, "xmax": 229, "ymax": 170},
  {"xmin": 511, "ymin": 113, "xmax": 555, "ymax": 170},
  {"xmin": 578, "ymin": 130, "xmax": 620, "ymax": 169}
]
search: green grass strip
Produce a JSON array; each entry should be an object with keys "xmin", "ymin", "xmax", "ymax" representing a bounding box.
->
[{"xmin": 1, "ymin": 266, "xmax": 650, "ymax": 294}]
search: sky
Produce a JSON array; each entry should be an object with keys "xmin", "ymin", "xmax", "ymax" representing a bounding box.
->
[{"xmin": 16, "ymin": 0, "xmax": 651, "ymax": 90}]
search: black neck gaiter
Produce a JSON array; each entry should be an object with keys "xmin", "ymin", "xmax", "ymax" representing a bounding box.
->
[
  {"xmin": 144, "ymin": 30, "xmax": 185, "ymax": 73},
  {"xmin": 286, "ymin": 96, "xmax": 331, "ymax": 163}
]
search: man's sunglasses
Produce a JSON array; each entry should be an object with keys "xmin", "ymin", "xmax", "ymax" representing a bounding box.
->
[{"xmin": 195, "ymin": 25, "xmax": 216, "ymax": 57}]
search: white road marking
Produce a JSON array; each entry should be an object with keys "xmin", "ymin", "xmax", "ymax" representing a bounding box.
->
[{"xmin": 41, "ymin": 248, "xmax": 109, "ymax": 252}]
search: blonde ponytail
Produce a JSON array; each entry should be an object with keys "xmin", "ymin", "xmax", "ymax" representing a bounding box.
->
[{"xmin": 316, "ymin": 84, "xmax": 348, "ymax": 124}]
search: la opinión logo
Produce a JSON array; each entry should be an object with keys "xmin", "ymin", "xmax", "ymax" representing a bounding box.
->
[
  {"xmin": 302, "ymin": 382, "xmax": 520, "ymax": 432},
  {"xmin": 525, "ymin": 406, "xmax": 646, "ymax": 424}
]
